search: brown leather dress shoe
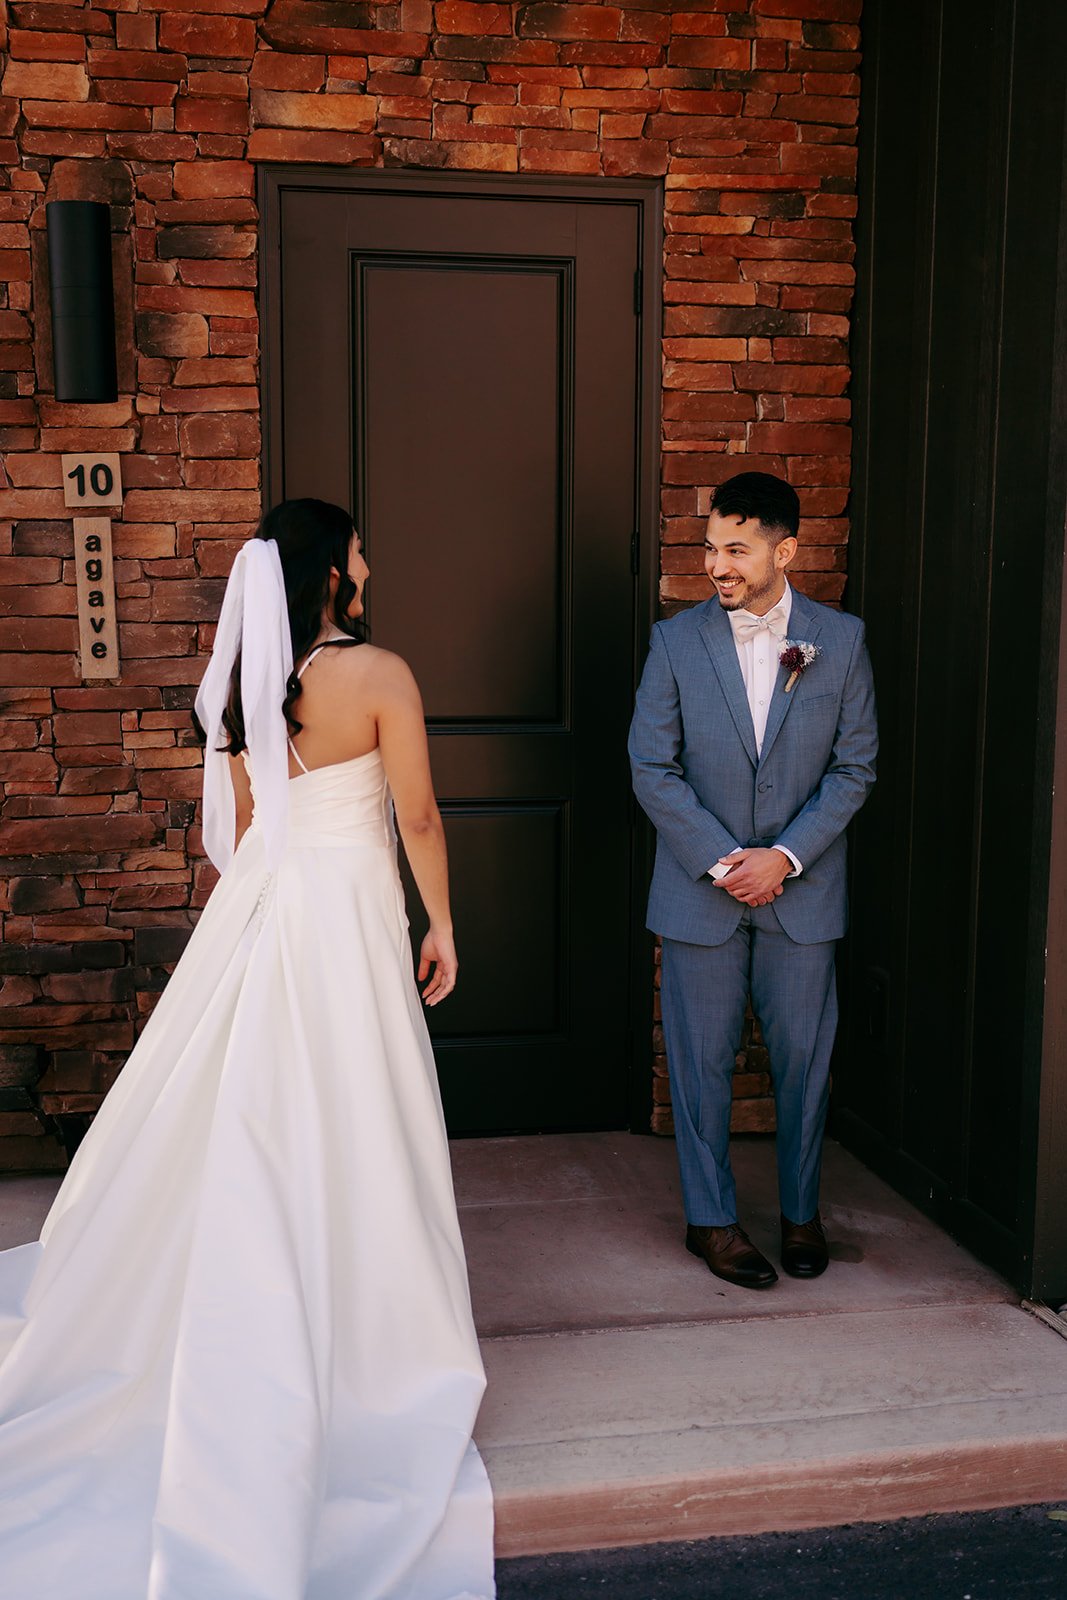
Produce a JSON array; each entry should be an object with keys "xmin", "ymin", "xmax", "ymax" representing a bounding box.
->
[
  {"xmin": 780, "ymin": 1212, "xmax": 829, "ymax": 1278},
  {"xmin": 685, "ymin": 1223, "xmax": 778, "ymax": 1290}
]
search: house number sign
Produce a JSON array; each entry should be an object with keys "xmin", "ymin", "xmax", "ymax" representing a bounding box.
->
[{"xmin": 62, "ymin": 453, "xmax": 122, "ymax": 679}]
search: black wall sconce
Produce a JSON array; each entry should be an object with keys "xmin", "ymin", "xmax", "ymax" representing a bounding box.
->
[{"xmin": 46, "ymin": 199, "xmax": 118, "ymax": 404}]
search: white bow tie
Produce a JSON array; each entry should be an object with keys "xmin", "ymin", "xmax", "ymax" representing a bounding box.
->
[{"xmin": 729, "ymin": 605, "xmax": 788, "ymax": 644}]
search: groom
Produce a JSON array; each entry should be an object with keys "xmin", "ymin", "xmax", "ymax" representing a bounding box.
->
[{"xmin": 629, "ymin": 472, "xmax": 877, "ymax": 1289}]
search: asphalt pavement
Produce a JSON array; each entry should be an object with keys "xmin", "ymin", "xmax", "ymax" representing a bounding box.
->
[{"xmin": 496, "ymin": 1503, "xmax": 1067, "ymax": 1599}]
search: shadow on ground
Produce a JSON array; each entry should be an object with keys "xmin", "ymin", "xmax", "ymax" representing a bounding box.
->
[{"xmin": 496, "ymin": 1502, "xmax": 1067, "ymax": 1600}]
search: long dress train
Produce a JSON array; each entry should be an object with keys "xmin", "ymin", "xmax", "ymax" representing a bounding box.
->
[{"xmin": 0, "ymin": 745, "xmax": 495, "ymax": 1600}]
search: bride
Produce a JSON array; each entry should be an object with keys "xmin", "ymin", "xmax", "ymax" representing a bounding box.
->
[{"xmin": 0, "ymin": 500, "xmax": 496, "ymax": 1600}]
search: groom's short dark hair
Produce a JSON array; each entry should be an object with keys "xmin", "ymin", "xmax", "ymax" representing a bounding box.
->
[{"xmin": 710, "ymin": 472, "xmax": 800, "ymax": 544}]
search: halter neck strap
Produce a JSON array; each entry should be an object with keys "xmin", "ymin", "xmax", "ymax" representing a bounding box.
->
[{"xmin": 288, "ymin": 634, "xmax": 350, "ymax": 772}]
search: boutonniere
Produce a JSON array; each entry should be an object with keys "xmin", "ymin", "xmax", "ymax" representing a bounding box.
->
[{"xmin": 779, "ymin": 640, "xmax": 821, "ymax": 693}]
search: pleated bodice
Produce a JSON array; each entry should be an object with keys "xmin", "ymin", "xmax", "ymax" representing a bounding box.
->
[
  {"xmin": 243, "ymin": 748, "xmax": 396, "ymax": 853},
  {"xmin": 285, "ymin": 750, "xmax": 395, "ymax": 850}
]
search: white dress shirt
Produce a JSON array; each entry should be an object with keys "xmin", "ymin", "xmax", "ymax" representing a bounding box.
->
[{"xmin": 708, "ymin": 581, "xmax": 803, "ymax": 882}]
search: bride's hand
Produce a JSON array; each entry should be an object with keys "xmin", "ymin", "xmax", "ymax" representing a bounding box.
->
[{"xmin": 418, "ymin": 929, "xmax": 457, "ymax": 1007}]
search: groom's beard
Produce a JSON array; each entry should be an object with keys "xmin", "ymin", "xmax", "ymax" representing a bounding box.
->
[{"xmin": 714, "ymin": 562, "xmax": 780, "ymax": 612}]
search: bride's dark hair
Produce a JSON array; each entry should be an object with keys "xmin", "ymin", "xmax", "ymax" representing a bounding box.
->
[{"xmin": 213, "ymin": 498, "xmax": 365, "ymax": 755}]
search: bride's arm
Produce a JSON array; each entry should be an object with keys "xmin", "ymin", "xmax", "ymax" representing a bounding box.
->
[
  {"xmin": 373, "ymin": 653, "xmax": 457, "ymax": 1006},
  {"xmin": 227, "ymin": 753, "xmax": 254, "ymax": 853}
]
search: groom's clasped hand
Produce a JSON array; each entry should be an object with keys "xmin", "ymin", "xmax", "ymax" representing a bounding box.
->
[{"xmin": 714, "ymin": 846, "xmax": 793, "ymax": 906}]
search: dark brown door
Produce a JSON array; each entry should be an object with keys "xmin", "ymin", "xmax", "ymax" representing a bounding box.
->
[{"xmin": 266, "ymin": 174, "xmax": 649, "ymax": 1135}]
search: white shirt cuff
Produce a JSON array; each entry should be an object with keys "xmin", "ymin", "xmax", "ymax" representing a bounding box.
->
[{"xmin": 708, "ymin": 847, "xmax": 803, "ymax": 880}]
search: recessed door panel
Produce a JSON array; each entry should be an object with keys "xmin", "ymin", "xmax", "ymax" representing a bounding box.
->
[{"xmin": 360, "ymin": 263, "xmax": 563, "ymax": 724}]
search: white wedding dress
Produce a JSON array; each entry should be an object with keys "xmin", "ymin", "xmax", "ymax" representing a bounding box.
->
[{"xmin": 0, "ymin": 722, "xmax": 495, "ymax": 1598}]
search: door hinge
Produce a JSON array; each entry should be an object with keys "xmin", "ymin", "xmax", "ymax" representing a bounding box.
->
[{"xmin": 633, "ymin": 266, "xmax": 643, "ymax": 316}]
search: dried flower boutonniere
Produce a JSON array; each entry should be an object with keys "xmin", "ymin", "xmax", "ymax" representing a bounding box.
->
[{"xmin": 779, "ymin": 640, "xmax": 821, "ymax": 693}]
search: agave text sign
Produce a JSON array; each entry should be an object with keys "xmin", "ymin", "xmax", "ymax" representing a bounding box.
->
[{"xmin": 73, "ymin": 516, "xmax": 120, "ymax": 679}]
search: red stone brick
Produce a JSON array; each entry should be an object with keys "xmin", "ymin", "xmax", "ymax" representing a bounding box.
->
[
  {"xmin": 106, "ymin": 133, "xmax": 198, "ymax": 162},
  {"xmin": 115, "ymin": 12, "xmax": 157, "ymax": 50},
  {"xmin": 447, "ymin": 142, "xmax": 520, "ymax": 172},
  {"xmin": 779, "ymin": 140, "xmax": 857, "ymax": 176},
  {"xmin": 602, "ymin": 139, "xmax": 669, "ymax": 176},
  {"xmin": 185, "ymin": 459, "xmax": 256, "ymax": 489},
  {"xmin": 121, "ymin": 455, "xmax": 184, "ymax": 489},
  {"xmin": 122, "ymin": 490, "xmax": 261, "ymax": 522},
  {"xmin": 95, "ymin": 80, "xmax": 179, "ymax": 107},
  {"xmin": 2, "ymin": 60, "xmax": 90, "ymax": 98},
  {"xmin": 747, "ymin": 421, "xmax": 851, "ymax": 454},
  {"xmin": 173, "ymin": 261, "xmax": 254, "ymax": 293},
  {"xmin": 8, "ymin": 3, "xmax": 111, "ymax": 33},
  {"xmin": 172, "ymin": 357, "xmax": 256, "ymax": 387},
  {"xmin": 208, "ymin": 325, "xmax": 258, "ymax": 357},
  {"xmin": 86, "ymin": 49, "xmax": 188, "ymax": 83},
  {"xmin": 9, "ymin": 29, "xmax": 88, "ymax": 61},
  {"xmin": 670, "ymin": 12, "xmax": 729, "ymax": 38},
  {"xmin": 262, "ymin": 14, "xmax": 428, "ymax": 58},
  {"xmin": 135, "ymin": 311, "xmax": 210, "ymax": 359},
  {"xmin": 197, "ymin": 135, "xmax": 246, "ymax": 157},
  {"xmin": 139, "ymin": 284, "xmax": 257, "ymax": 316},
  {"xmin": 620, "ymin": 9, "xmax": 670, "ymax": 45},
  {"xmin": 183, "ymin": 71, "xmax": 246, "ymax": 100},
  {"xmin": 558, "ymin": 42, "xmax": 659, "ymax": 67},
  {"xmin": 117, "ymin": 621, "xmax": 197, "ymax": 661},
  {"xmin": 178, "ymin": 412, "xmax": 261, "ymax": 458},
  {"xmin": 326, "ymin": 56, "xmax": 370, "ymax": 85},
  {"xmin": 668, "ymin": 37, "xmax": 750, "ymax": 69},
  {"xmin": 249, "ymin": 52, "xmax": 326, "ymax": 91},
  {"xmin": 172, "ymin": 159, "xmax": 255, "ymax": 198},
  {"xmin": 0, "ymin": 813, "xmax": 153, "ymax": 855},
  {"xmin": 517, "ymin": 4, "xmax": 622, "ymax": 42},
  {"xmin": 159, "ymin": 385, "xmax": 258, "ymax": 413},
  {"xmin": 23, "ymin": 131, "xmax": 107, "ymax": 157},
  {"xmin": 755, "ymin": 0, "xmax": 860, "ymax": 18},
  {"xmin": 157, "ymin": 13, "xmax": 257, "ymax": 59},
  {"xmin": 734, "ymin": 361, "xmax": 848, "ymax": 394},
  {"xmin": 246, "ymin": 128, "xmax": 380, "ymax": 164},
  {"xmin": 22, "ymin": 101, "xmax": 152, "ymax": 131},
  {"xmin": 437, "ymin": 2, "xmax": 512, "ymax": 36},
  {"xmin": 174, "ymin": 97, "xmax": 251, "ymax": 135},
  {"xmin": 155, "ymin": 200, "xmax": 257, "ymax": 227},
  {"xmin": 53, "ymin": 688, "xmax": 162, "ymax": 711},
  {"xmin": 158, "ymin": 224, "xmax": 256, "ymax": 261},
  {"xmin": 251, "ymin": 89, "xmax": 378, "ymax": 130},
  {"xmin": 49, "ymin": 711, "xmax": 120, "ymax": 751}
]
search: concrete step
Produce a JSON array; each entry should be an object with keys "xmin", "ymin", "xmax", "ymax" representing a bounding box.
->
[
  {"xmin": 452, "ymin": 1133, "xmax": 1067, "ymax": 1558},
  {"xmin": 477, "ymin": 1302, "xmax": 1067, "ymax": 1556}
]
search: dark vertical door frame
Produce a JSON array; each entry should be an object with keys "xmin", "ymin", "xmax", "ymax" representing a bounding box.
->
[
  {"xmin": 257, "ymin": 165, "xmax": 663, "ymax": 1136},
  {"xmin": 1025, "ymin": 109, "xmax": 1067, "ymax": 1303},
  {"xmin": 845, "ymin": 0, "xmax": 1067, "ymax": 1300}
]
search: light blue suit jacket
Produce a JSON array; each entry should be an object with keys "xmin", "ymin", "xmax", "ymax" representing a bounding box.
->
[{"xmin": 629, "ymin": 588, "xmax": 877, "ymax": 946}]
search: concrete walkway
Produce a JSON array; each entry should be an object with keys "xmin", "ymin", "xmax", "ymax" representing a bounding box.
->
[
  {"xmin": 4, "ymin": 1133, "xmax": 1066, "ymax": 1560},
  {"xmin": 452, "ymin": 1134, "xmax": 1067, "ymax": 1557}
]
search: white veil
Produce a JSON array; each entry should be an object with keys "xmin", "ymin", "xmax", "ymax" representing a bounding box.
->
[{"xmin": 194, "ymin": 538, "xmax": 293, "ymax": 874}]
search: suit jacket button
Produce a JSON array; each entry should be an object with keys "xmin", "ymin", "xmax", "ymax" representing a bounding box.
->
[{"xmin": 757, "ymin": 781, "xmax": 771, "ymax": 792}]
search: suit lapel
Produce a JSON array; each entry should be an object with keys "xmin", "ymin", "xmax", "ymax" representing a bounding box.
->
[
  {"xmin": 698, "ymin": 603, "xmax": 758, "ymax": 769},
  {"xmin": 757, "ymin": 587, "xmax": 825, "ymax": 769}
]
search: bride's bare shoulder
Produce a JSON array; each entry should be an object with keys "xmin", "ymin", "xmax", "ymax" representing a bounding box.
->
[{"xmin": 341, "ymin": 643, "xmax": 420, "ymax": 700}]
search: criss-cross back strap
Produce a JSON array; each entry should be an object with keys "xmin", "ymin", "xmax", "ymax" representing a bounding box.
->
[{"xmin": 287, "ymin": 641, "xmax": 338, "ymax": 774}]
